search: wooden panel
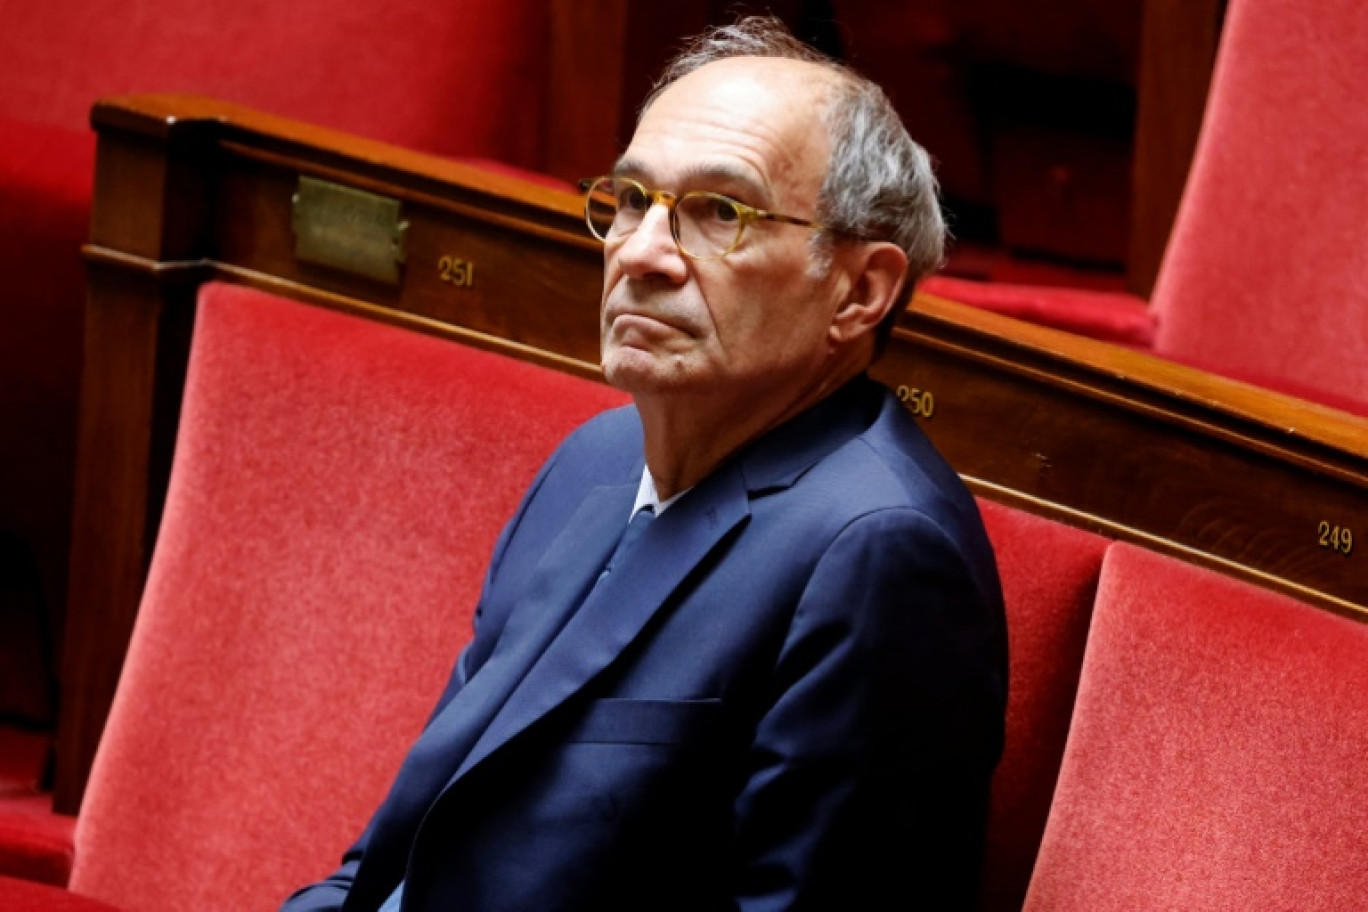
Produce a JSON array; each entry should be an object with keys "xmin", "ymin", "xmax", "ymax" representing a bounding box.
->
[
  {"xmin": 56, "ymin": 262, "xmax": 201, "ymax": 813},
  {"xmin": 547, "ymin": 0, "xmax": 630, "ymax": 183},
  {"xmin": 876, "ymin": 297, "xmax": 1368, "ymax": 615},
  {"xmin": 207, "ymin": 147, "xmax": 604, "ymax": 366},
  {"xmin": 1128, "ymin": 0, "xmax": 1225, "ymax": 296},
  {"xmin": 60, "ymin": 93, "xmax": 1368, "ymax": 811}
]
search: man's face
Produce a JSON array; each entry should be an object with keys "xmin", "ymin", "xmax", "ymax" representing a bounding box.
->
[{"xmin": 599, "ymin": 58, "xmax": 846, "ymax": 406}]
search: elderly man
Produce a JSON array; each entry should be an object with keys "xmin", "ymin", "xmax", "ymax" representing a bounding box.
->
[{"xmin": 284, "ymin": 17, "xmax": 1005, "ymax": 912}]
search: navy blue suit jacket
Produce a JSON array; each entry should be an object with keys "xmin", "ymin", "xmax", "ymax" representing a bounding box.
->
[{"xmin": 283, "ymin": 377, "xmax": 1006, "ymax": 911}]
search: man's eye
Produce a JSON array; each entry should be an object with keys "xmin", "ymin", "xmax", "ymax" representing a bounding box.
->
[
  {"xmin": 619, "ymin": 186, "xmax": 649, "ymax": 212},
  {"xmin": 711, "ymin": 199, "xmax": 741, "ymax": 223}
]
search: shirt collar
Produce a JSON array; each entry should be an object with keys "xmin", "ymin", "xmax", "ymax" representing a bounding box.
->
[{"xmin": 632, "ymin": 466, "xmax": 689, "ymax": 519}]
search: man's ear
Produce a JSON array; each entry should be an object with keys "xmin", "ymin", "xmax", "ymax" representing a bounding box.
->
[{"xmin": 829, "ymin": 242, "xmax": 909, "ymax": 344}]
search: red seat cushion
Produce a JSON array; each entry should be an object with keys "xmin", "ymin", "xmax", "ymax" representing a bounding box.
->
[
  {"xmin": 1026, "ymin": 543, "xmax": 1368, "ymax": 910},
  {"xmin": 0, "ymin": 794, "xmax": 76, "ymax": 887},
  {"xmin": 924, "ymin": 277, "xmax": 1155, "ymax": 349},
  {"xmin": 0, "ymin": 874, "xmax": 122, "ymax": 912},
  {"xmin": 974, "ymin": 501, "xmax": 1107, "ymax": 912},
  {"xmin": 69, "ymin": 283, "xmax": 627, "ymax": 911}
]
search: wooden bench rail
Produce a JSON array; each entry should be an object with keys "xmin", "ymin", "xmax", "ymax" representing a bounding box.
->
[{"xmin": 57, "ymin": 93, "xmax": 1368, "ymax": 812}]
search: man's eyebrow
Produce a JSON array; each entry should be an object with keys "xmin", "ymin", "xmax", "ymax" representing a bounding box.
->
[
  {"xmin": 611, "ymin": 157, "xmax": 772, "ymax": 206},
  {"xmin": 610, "ymin": 156, "xmax": 647, "ymax": 181}
]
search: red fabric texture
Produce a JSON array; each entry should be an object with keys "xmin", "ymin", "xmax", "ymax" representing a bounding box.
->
[
  {"xmin": 1151, "ymin": 0, "xmax": 1368, "ymax": 406},
  {"xmin": 0, "ymin": 794, "xmax": 76, "ymax": 887},
  {"xmin": 0, "ymin": 874, "xmax": 121, "ymax": 912},
  {"xmin": 0, "ymin": 0, "xmax": 558, "ymax": 685},
  {"xmin": 922, "ymin": 276, "xmax": 1155, "ymax": 348},
  {"xmin": 1, "ymin": 0, "xmax": 554, "ymax": 750},
  {"xmin": 0, "ymin": 116, "xmax": 95, "ymax": 702},
  {"xmin": 0, "ymin": 0, "xmax": 550, "ymax": 167},
  {"xmin": 1026, "ymin": 543, "xmax": 1368, "ymax": 910},
  {"xmin": 0, "ymin": 728, "xmax": 51, "ymax": 796},
  {"xmin": 974, "ymin": 501, "xmax": 1107, "ymax": 912},
  {"xmin": 69, "ymin": 283, "xmax": 627, "ymax": 912}
]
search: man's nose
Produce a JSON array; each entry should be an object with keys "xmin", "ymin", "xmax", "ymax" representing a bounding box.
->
[{"xmin": 613, "ymin": 203, "xmax": 688, "ymax": 283}]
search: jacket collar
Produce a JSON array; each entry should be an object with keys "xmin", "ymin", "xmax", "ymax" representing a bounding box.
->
[{"xmin": 739, "ymin": 374, "xmax": 883, "ymax": 494}]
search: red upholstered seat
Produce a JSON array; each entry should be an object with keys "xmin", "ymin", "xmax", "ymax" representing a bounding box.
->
[
  {"xmin": 63, "ymin": 283, "xmax": 626, "ymax": 911},
  {"xmin": 0, "ymin": 794, "xmax": 75, "ymax": 887},
  {"xmin": 0, "ymin": 0, "xmax": 552, "ymax": 162},
  {"xmin": 0, "ymin": 115, "xmax": 95, "ymax": 717},
  {"xmin": 921, "ymin": 0, "xmax": 1368, "ymax": 413},
  {"xmin": 1025, "ymin": 543, "xmax": 1368, "ymax": 910},
  {"xmin": 1151, "ymin": 0, "xmax": 1368, "ymax": 412},
  {"xmin": 0, "ymin": 0, "xmax": 559, "ymax": 773},
  {"xmin": 0, "ymin": 115, "xmax": 94, "ymax": 885},
  {"xmin": 923, "ymin": 276, "xmax": 1155, "ymax": 349},
  {"xmin": 0, "ymin": 874, "xmax": 121, "ymax": 912},
  {"xmin": 974, "ymin": 501, "xmax": 1107, "ymax": 912}
]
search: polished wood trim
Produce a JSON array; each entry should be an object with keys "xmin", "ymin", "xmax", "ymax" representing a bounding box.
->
[
  {"xmin": 547, "ymin": 0, "xmax": 630, "ymax": 183},
  {"xmin": 882, "ymin": 294, "xmax": 1368, "ymax": 615},
  {"xmin": 904, "ymin": 292, "xmax": 1368, "ymax": 460},
  {"xmin": 57, "ymin": 262, "xmax": 202, "ymax": 812},
  {"xmin": 91, "ymin": 94, "xmax": 582, "ymax": 219}
]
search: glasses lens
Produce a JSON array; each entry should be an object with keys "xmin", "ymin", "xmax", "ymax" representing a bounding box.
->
[
  {"xmin": 675, "ymin": 192, "xmax": 743, "ymax": 258},
  {"xmin": 585, "ymin": 178, "xmax": 649, "ymax": 242}
]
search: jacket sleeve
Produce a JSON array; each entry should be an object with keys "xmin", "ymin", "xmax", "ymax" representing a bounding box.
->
[
  {"xmin": 728, "ymin": 507, "xmax": 1007, "ymax": 911},
  {"xmin": 277, "ymin": 854, "xmax": 361, "ymax": 912}
]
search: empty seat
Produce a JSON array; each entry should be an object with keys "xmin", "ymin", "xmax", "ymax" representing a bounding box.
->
[
  {"xmin": 974, "ymin": 500, "xmax": 1108, "ymax": 912},
  {"xmin": 1152, "ymin": 0, "xmax": 1368, "ymax": 411},
  {"xmin": 62, "ymin": 283, "xmax": 626, "ymax": 910},
  {"xmin": 1026, "ymin": 543, "xmax": 1368, "ymax": 909}
]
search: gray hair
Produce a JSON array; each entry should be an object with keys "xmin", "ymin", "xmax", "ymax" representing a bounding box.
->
[{"xmin": 643, "ymin": 16, "xmax": 946, "ymax": 341}]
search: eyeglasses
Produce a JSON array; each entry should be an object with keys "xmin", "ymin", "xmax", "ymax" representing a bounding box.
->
[{"xmin": 579, "ymin": 175, "xmax": 825, "ymax": 260}]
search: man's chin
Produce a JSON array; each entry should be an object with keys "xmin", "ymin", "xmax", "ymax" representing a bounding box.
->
[{"xmin": 601, "ymin": 347, "xmax": 689, "ymax": 396}]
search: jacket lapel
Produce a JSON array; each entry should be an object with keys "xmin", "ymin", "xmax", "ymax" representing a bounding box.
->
[
  {"xmin": 448, "ymin": 462, "xmax": 749, "ymax": 784},
  {"xmin": 391, "ymin": 485, "xmax": 634, "ymax": 806}
]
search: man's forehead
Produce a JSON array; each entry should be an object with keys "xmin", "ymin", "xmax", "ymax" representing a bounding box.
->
[
  {"xmin": 672, "ymin": 54, "xmax": 833, "ymax": 90},
  {"xmin": 625, "ymin": 57, "xmax": 833, "ymax": 203},
  {"xmin": 645, "ymin": 56, "xmax": 832, "ymax": 128}
]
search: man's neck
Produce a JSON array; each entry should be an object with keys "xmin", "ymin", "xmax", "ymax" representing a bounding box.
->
[{"xmin": 633, "ymin": 364, "xmax": 862, "ymax": 501}]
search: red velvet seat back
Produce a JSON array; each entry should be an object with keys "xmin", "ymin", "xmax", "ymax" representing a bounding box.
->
[
  {"xmin": 1026, "ymin": 543, "xmax": 1368, "ymax": 910},
  {"xmin": 0, "ymin": 0, "xmax": 550, "ymax": 166},
  {"xmin": 1151, "ymin": 0, "xmax": 1368, "ymax": 409},
  {"xmin": 974, "ymin": 501, "xmax": 1106, "ymax": 912},
  {"xmin": 0, "ymin": 0, "xmax": 558, "ymax": 754},
  {"xmin": 68, "ymin": 283, "xmax": 627, "ymax": 911},
  {"xmin": 0, "ymin": 115, "xmax": 95, "ymax": 717}
]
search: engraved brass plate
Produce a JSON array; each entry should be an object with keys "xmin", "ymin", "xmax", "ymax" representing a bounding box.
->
[{"xmin": 292, "ymin": 176, "xmax": 408, "ymax": 284}]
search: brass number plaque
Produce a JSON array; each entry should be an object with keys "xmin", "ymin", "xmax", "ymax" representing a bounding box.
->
[
  {"xmin": 292, "ymin": 177, "xmax": 408, "ymax": 284},
  {"xmin": 1318, "ymin": 521, "xmax": 1354, "ymax": 556},
  {"xmin": 896, "ymin": 385, "xmax": 936, "ymax": 419},
  {"xmin": 438, "ymin": 256, "xmax": 476, "ymax": 288}
]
